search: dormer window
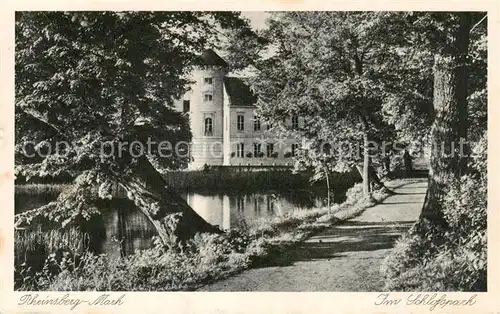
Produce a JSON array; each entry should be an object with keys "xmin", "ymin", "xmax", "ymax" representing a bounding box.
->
[
  {"xmin": 204, "ymin": 94, "xmax": 213, "ymax": 102},
  {"xmin": 204, "ymin": 77, "xmax": 213, "ymax": 85}
]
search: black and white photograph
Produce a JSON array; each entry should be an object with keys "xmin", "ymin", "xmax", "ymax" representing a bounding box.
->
[{"xmin": 9, "ymin": 9, "xmax": 489, "ymax": 297}]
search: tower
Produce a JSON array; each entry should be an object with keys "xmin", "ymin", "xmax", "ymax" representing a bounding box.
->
[{"xmin": 182, "ymin": 49, "xmax": 229, "ymax": 169}]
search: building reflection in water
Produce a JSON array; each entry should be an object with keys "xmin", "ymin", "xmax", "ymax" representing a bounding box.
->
[
  {"xmin": 97, "ymin": 192, "xmax": 319, "ymax": 258},
  {"xmin": 100, "ymin": 199, "xmax": 157, "ymax": 260},
  {"xmin": 185, "ymin": 193, "xmax": 316, "ymax": 231},
  {"xmin": 15, "ymin": 188, "xmax": 324, "ymax": 260}
]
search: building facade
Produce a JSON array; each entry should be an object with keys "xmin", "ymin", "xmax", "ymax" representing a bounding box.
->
[{"xmin": 174, "ymin": 50, "xmax": 303, "ymax": 169}]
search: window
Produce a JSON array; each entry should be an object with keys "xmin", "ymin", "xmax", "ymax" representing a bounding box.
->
[
  {"xmin": 267, "ymin": 196, "xmax": 274, "ymax": 213},
  {"xmin": 237, "ymin": 143, "xmax": 244, "ymax": 158},
  {"xmin": 237, "ymin": 197, "xmax": 244, "ymax": 212},
  {"xmin": 204, "ymin": 77, "xmax": 213, "ymax": 85},
  {"xmin": 253, "ymin": 116, "xmax": 261, "ymax": 131},
  {"xmin": 292, "ymin": 115, "xmax": 299, "ymax": 130},
  {"xmin": 237, "ymin": 115, "xmax": 244, "ymax": 131},
  {"xmin": 182, "ymin": 100, "xmax": 190, "ymax": 113},
  {"xmin": 266, "ymin": 123, "xmax": 272, "ymax": 131},
  {"xmin": 291, "ymin": 143, "xmax": 299, "ymax": 156},
  {"xmin": 204, "ymin": 94, "xmax": 213, "ymax": 102},
  {"xmin": 254, "ymin": 198, "xmax": 260, "ymax": 213},
  {"xmin": 204, "ymin": 117, "xmax": 213, "ymax": 136},
  {"xmin": 322, "ymin": 143, "xmax": 332, "ymax": 156},
  {"xmin": 253, "ymin": 143, "xmax": 261, "ymax": 157},
  {"xmin": 266, "ymin": 143, "xmax": 274, "ymax": 157}
]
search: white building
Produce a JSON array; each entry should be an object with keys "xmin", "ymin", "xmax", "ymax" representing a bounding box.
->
[{"xmin": 174, "ymin": 50, "xmax": 302, "ymax": 169}]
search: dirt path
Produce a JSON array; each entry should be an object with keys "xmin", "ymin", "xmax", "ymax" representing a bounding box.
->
[{"xmin": 199, "ymin": 179, "xmax": 427, "ymax": 291}]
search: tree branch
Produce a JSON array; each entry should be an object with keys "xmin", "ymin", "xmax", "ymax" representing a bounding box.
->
[{"xmin": 470, "ymin": 14, "xmax": 487, "ymax": 34}]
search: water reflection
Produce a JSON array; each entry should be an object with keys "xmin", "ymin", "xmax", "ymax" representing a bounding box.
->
[
  {"xmin": 15, "ymin": 193, "xmax": 58, "ymax": 212},
  {"xmin": 184, "ymin": 193, "xmax": 322, "ymax": 231},
  {"xmin": 99, "ymin": 200, "xmax": 157, "ymax": 260},
  {"xmin": 97, "ymin": 192, "xmax": 323, "ymax": 258},
  {"xmin": 15, "ymin": 190, "xmax": 324, "ymax": 259}
]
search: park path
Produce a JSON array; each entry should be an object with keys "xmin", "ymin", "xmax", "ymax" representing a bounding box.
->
[{"xmin": 199, "ymin": 179, "xmax": 427, "ymax": 291}]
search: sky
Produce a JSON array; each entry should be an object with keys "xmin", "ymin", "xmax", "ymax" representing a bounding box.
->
[{"xmin": 240, "ymin": 12, "xmax": 270, "ymax": 30}]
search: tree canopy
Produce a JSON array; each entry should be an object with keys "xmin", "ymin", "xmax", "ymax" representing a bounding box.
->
[{"xmin": 15, "ymin": 11, "xmax": 251, "ymax": 245}]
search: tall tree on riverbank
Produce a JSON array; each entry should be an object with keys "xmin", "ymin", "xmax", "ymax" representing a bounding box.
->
[{"xmin": 15, "ymin": 11, "xmax": 249, "ymax": 246}]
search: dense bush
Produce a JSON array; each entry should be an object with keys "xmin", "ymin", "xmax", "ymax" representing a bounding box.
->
[
  {"xmin": 15, "ymin": 227, "xmax": 91, "ymax": 290},
  {"xmin": 382, "ymin": 133, "xmax": 487, "ymax": 291},
  {"xmin": 16, "ymin": 215, "xmax": 325, "ymax": 291},
  {"xmin": 35, "ymin": 233, "xmax": 253, "ymax": 291}
]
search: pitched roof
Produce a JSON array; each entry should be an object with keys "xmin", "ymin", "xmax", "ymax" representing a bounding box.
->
[
  {"xmin": 196, "ymin": 49, "xmax": 229, "ymax": 67},
  {"xmin": 224, "ymin": 77, "xmax": 257, "ymax": 107}
]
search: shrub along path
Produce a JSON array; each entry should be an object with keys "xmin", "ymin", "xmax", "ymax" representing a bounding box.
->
[{"xmin": 199, "ymin": 179, "xmax": 427, "ymax": 291}]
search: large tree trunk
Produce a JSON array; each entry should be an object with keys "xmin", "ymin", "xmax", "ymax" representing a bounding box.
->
[
  {"xmin": 358, "ymin": 115, "xmax": 372, "ymax": 198},
  {"xmin": 19, "ymin": 105, "xmax": 219, "ymax": 248},
  {"xmin": 116, "ymin": 154, "xmax": 221, "ymax": 248},
  {"xmin": 111, "ymin": 116, "xmax": 220, "ymax": 248},
  {"xmin": 419, "ymin": 13, "xmax": 470, "ymax": 227}
]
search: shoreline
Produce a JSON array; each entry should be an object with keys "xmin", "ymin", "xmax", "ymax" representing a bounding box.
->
[{"xmin": 14, "ymin": 178, "xmax": 415, "ymax": 291}]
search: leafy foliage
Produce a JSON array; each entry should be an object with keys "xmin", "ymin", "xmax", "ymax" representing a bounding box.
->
[
  {"xmin": 15, "ymin": 11, "xmax": 249, "ymax": 229},
  {"xmin": 16, "ymin": 11, "xmax": 246, "ymax": 175},
  {"xmin": 228, "ymin": 12, "xmax": 420, "ymax": 194},
  {"xmin": 381, "ymin": 12, "xmax": 487, "ymax": 292},
  {"xmin": 382, "ymin": 133, "xmax": 487, "ymax": 291}
]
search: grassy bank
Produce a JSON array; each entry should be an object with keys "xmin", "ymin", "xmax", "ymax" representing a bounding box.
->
[
  {"xmin": 15, "ymin": 227, "xmax": 91, "ymax": 290},
  {"xmin": 163, "ymin": 168, "xmax": 360, "ymax": 196},
  {"xmin": 15, "ymin": 169, "xmax": 360, "ymax": 196},
  {"xmin": 15, "ymin": 169, "xmax": 360, "ymax": 203},
  {"xmin": 15, "ymin": 179, "xmax": 396, "ymax": 291}
]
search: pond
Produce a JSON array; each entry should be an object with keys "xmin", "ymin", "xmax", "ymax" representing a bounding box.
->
[{"xmin": 15, "ymin": 186, "xmax": 328, "ymax": 260}]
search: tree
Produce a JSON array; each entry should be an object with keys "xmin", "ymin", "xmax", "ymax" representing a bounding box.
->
[
  {"xmin": 15, "ymin": 11, "xmax": 249, "ymax": 247},
  {"xmin": 404, "ymin": 12, "xmax": 486, "ymax": 227},
  {"xmin": 233, "ymin": 12, "xmax": 406, "ymax": 198},
  {"xmin": 380, "ymin": 13, "xmax": 487, "ymax": 291},
  {"xmin": 382, "ymin": 12, "xmax": 487, "ymax": 165},
  {"xmin": 381, "ymin": 46, "xmax": 434, "ymax": 176}
]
